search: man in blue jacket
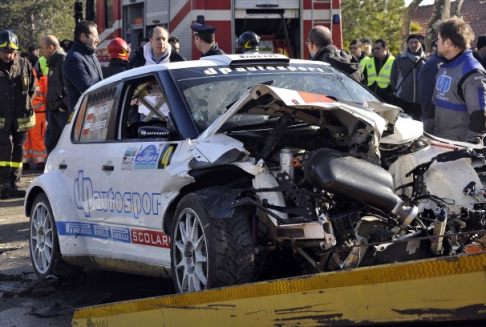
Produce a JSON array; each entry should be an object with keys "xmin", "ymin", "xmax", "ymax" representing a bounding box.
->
[
  {"xmin": 64, "ymin": 20, "xmax": 103, "ymax": 112},
  {"xmin": 432, "ymin": 18, "xmax": 486, "ymax": 144},
  {"xmin": 418, "ymin": 39, "xmax": 443, "ymax": 132}
]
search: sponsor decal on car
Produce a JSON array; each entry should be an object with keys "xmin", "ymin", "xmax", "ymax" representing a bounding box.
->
[
  {"xmin": 73, "ymin": 170, "xmax": 163, "ymax": 219},
  {"xmin": 121, "ymin": 146, "xmax": 137, "ymax": 170},
  {"xmin": 157, "ymin": 144, "xmax": 176, "ymax": 169},
  {"xmin": 131, "ymin": 228, "xmax": 170, "ymax": 248},
  {"xmin": 202, "ymin": 65, "xmax": 327, "ymax": 76},
  {"xmin": 56, "ymin": 222, "xmax": 169, "ymax": 247},
  {"xmin": 111, "ymin": 227, "xmax": 131, "ymax": 243},
  {"xmin": 134, "ymin": 144, "xmax": 160, "ymax": 169},
  {"xmin": 60, "ymin": 222, "xmax": 92, "ymax": 236},
  {"xmin": 297, "ymin": 91, "xmax": 335, "ymax": 104},
  {"xmin": 57, "ymin": 222, "xmax": 129, "ymax": 242},
  {"xmin": 81, "ymin": 101, "xmax": 112, "ymax": 137},
  {"xmin": 93, "ymin": 224, "xmax": 110, "ymax": 239}
]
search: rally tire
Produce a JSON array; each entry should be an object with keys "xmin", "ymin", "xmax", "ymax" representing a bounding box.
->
[
  {"xmin": 170, "ymin": 192, "xmax": 255, "ymax": 293},
  {"xmin": 29, "ymin": 192, "xmax": 77, "ymax": 279}
]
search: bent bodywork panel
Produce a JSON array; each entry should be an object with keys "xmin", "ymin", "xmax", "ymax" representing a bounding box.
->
[
  {"xmin": 198, "ymin": 85, "xmax": 391, "ymax": 162},
  {"xmin": 185, "ymin": 85, "xmax": 402, "ymax": 229}
]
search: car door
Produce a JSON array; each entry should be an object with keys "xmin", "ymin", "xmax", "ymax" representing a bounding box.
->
[
  {"xmin": 93, "ymin": 74, "xmax": 185, "ymax": 268},
  {"xmin": 57, "ymin": 84, "xmax": 121, "ymax": 258}
]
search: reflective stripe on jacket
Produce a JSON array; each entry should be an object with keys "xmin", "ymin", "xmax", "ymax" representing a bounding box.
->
[
  {"xmin": 31, "ymin": 75, "xmax": 48, "ymax": 113},
  {"xmin": 0, "ymin": 161, "xmax": 22, "ymax": 168},
  {"xmin": 366, "ymin": 55, "xmax": 395, "ymax": 88},
  {"xmin": 0, "ymin": 56, "xmax": 35, "ymax": 131},
  {"xmin": 359, "ymin": 56, "xmax": 370, "ymax": 72}
]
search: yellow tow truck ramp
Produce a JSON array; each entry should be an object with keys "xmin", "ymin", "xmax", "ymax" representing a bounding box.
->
[{"xmin": 72, "ymin": 253, "xmax": 486, "ymax": 326}]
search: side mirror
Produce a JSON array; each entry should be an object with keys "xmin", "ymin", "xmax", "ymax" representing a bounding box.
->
[{"xmin": 138, "ymin": 125, "xmax": 171, "ymax": 138}]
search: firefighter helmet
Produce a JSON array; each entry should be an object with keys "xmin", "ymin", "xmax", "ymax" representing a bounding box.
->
[
  {"xmin": 238, "ymin": 31, "xmax": 260, "ymax": 53},
  {"xmin": 107, "ymin": 37, "xmax": 129, "ymax": 61},
  {"xmin": 0, "ymin": 30, "xmax": 19, "ymax": 51}
]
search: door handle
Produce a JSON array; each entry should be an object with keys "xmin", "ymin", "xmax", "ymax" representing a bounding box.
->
[
  {"xmin": 102, "ymin": 164, "xmax": 114, "ymax": 171},
  {"xmin": 59, "ymin": 163, "xmax": 67, "ymax": 170}
]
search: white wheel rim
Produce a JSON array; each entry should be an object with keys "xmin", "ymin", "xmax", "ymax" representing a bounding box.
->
[
  {"xmin": 30, "ymin": 201, "xmax": 54, "ymax": 274},
  {"xmin": 173, "ymin": 208, "xmax": 208, "ymax": 292}
]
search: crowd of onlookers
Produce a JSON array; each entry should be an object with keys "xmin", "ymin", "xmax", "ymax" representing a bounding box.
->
[
  {"xmin": 0, "ymin": 16, "xmax": 485, "ymax": 199},
  {"xmin": 0, "ymin": 17, "xmax": 227, "ymax": 199},
  {"xmin": 308, "ymin": 18, "xmax": 486, "ymax": 145}
]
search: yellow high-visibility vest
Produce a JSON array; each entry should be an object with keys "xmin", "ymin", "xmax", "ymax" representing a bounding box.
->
[
  {"xmin": 366, "ymin": 55, "xmax": 395, "ymax": 88},
  {"xmin": 359, "ymin": 56, "xmax": 370, "ymax": 72}
]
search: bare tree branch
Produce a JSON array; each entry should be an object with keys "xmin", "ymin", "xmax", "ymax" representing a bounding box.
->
[
  {"xmin": 401, "ymin": 0, "xmax": 424, "ymax": 51},
  {"xmin": 452, "ymin": 0, "xmax": 465, "ymax": 18},
  {"xmin": 425, "ymin": 0, "xmax": 451, "ymax": 51}
]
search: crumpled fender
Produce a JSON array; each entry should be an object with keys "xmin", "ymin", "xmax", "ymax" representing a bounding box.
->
[{"xmin": 189, "ymin": 134, "xmax": 250, "ymax": 167}]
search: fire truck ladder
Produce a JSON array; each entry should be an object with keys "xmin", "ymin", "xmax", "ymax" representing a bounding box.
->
[
  {"xmin": 279, "ymin": 12, "xmax": 293, "ymax": 58},
  {"xmin": 311, "ymin": 0, "xmax": 332, "ymax": 36}
]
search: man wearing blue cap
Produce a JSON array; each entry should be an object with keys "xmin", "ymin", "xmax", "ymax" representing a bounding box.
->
[{"xmin": 191, "ymin": 17, "xmax": 225, "ymax": 57}]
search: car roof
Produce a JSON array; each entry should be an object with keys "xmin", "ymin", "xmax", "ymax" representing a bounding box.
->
[{"xmin": 89, "ymin": 54, "xmax": 331, "ymax": 92}]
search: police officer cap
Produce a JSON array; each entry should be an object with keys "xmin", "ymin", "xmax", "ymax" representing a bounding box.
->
[{"xmin": 191, "ymin": 16, "xmax": 216, "ymax": 34}]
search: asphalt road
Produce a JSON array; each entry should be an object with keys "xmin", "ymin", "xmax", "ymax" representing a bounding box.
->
[{"xmin": 0, "ymin": 170, "xmax": 174, "ymax": 327}]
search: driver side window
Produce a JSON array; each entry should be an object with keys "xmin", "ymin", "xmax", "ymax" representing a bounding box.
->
[{"xmin": 119, "ymin": 76, "xmax": 173, "ymax": 140}]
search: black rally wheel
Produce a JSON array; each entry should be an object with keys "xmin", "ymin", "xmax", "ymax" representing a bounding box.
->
[{"xmin": 170, "ymin": 192, "xmax": 255, "ymax": 293}]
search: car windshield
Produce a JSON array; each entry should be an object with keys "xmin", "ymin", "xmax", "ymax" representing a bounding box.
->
[{"xmin": 172, "ymin": 63, "xmax": 378, "ymax": 131}]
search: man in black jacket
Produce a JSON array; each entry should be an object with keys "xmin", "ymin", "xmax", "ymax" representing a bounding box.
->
[
  {"xmin": 191, "ymin": 18, "xmax": 225, "ymax": 58},
  {"xmin": 38, "ymin": 35, "xmax": 69, "ymax": 153},
  {"xmin": 130, "ymin": 26, "xmax": 184, "ymax": 68},
  {"xmin": 475, "ymin": 35, "xmax": 486, "ymax": 69},
  {"xmin": 307, "ymin": 26, "xmax": 363, "ymax": 83},
  {"xmin": 349, "ymin": 39, "xmax": 366, "ymax": 62},
  {"xmin": 0, "ymin": 30, "xmax": 35, "ymax": 199},
  {"xmin": 64, "ymin": 20, "xmax": 103, "ymax": 112}
]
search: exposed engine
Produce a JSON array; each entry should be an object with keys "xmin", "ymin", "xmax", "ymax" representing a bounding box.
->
[
  {"xmin": 205, "ymin": 85, "xmax": 486, "ymax": 275},
  {"xmin": 250, "ymin": 145, "xmax": 423, "ymax": 272},
  {"xmin": 250, "ymin": 143, "xmax": 486, "ymax": 273}
]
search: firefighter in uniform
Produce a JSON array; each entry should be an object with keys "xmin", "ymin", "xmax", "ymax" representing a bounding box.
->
[
  {"xmin": 0, "ymin": 30, "xmax": 35, "ymax": 199},
  {"xmin": 23, "ymin": 56, "xmax": 48, "ymax": 170},
  {"xmin": 191, "ymin": 17, "xmax": 225, "ymax": 58},
  {"xmin": 238, "ymin": 31, "xmax": 260, "ymax": 54},
  {"xmin": 102, "ymin": 37, "xmax": 130, "ymax": 78}
]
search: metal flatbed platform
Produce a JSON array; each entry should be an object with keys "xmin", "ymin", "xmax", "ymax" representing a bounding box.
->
[{"xmin": 72, "ymin": 253, "xmax": 486, "ymax": 326}]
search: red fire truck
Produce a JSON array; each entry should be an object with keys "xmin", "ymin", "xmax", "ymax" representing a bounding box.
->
[{"xmin": 90, "ymin": 0, "xmax": 342, "ymax": 63}]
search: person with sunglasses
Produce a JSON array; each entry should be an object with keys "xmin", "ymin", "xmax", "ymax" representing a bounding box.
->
[
  {"xmin": 363, "ymin": 39, "xmax": 395, "ymax": 103},
  {"xmin": 0, "ymin": 30, "xmax": 35, "ymax": 199}
]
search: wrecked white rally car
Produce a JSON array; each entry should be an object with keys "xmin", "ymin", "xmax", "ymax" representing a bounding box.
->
[{"xmin": 25, "ymin": 54, "xmax": 486, "ymax": 293}]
